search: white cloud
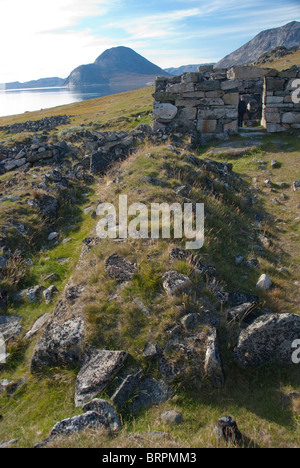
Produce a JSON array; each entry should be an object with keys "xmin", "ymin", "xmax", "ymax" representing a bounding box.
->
[{"xmin": 0, "ymin": 0, "xmax": 115, "ymax": 82}]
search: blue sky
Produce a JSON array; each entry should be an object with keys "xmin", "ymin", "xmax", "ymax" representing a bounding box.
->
[{"xmin": 0, "ymin": 0, "xmax": 299, "ymax": 82}]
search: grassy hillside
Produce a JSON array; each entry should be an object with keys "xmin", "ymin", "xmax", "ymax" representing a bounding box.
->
[
  {"xmin": 0, "ymin": 88, "xmax": 299, "ymax": 448},
  {"xmin": 257, "ymin": 48, "xmax": 300, "ymax": 71}
]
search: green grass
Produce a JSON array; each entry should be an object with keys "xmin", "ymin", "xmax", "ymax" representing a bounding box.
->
[{"xmin": 0, "ymin": 87, "xmax": 299, "ymax": 448}]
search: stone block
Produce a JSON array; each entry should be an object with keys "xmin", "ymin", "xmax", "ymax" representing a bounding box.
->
[
  {"xmin": 195, "ymin": 81, "xmax": 221, "ymax": 91},
  {"xmin": 166, "ymin": 82, "xmax": 195, "ymax": 94},
  {"xmin": 266, "ymin": 123, "xmax": 286, "ymax": 133},
  {"xmin": 198, "ymin": 108, "xmax": 225, "ymax": 119},
  {"xmin": 205, "ymin": 90, "xmax": 224, "ymax": 98},
  {"xmin": 197, "ymin": 119, "xmax": 218, "ymax": 133},
  {"xmin": 282, "ymin": 112, "xmax": 300, "ymax": 124},
  {"xmin": 153, "ymin": 103, "xmax": 178, "ymax": 120},
  {"xmin": 223, "ymin": 120, "xmax": 238, "ymax": 133},
  {"xmin": 227, "ymin": 66, "xmax": 277, "ymax": 80},
  {"xmin": 266, "ymin": 96, "xmax": 284, "ymax": 104},
  {"xmin": 175, "ymin": 99, "xmax": 203, "ymax": 107},
  {"xmin": 181, "ymin": 72, "xmax": 199, "ymax": 83},
  {"xmin": 265, "ymin": 112, "xmax": 280, "ymax": 123},
  {"xmin": 178, "ymin": 107, "xmax": 197, "ymax": 120},
  {"xmin": 223, "ymin": 93, "xmax": 239, "ymax": 105},
  {"xmin": 199, "ymin": 97, "xmax": 224, "ymax": 106},
  {"xmin": 266, "ymin": 78, "xmax": 286, "ymax": 90},
  {"xmin": 221, "ymin": 79, "xmax": 239, "ymax": 91},
  {"xmin": 182, "ymin": 91, "xmax": 205, "ymax": 98}
]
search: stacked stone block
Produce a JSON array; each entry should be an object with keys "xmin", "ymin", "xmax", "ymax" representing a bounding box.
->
[
  {"xmin": 262, "ymin": 67, "xmax": 300, "ymax": 132},
  {"xmin": 152, "ymin": 69, "xmax": 239, "ymax": 138},
  {"xmin": 153, "ymin": 65, "xmax": 300, "ymax": 136}
]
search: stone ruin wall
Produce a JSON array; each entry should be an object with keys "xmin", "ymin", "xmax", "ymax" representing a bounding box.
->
[
  {"xmin": 152, "ymin": 65, "xmax": 300, "ymax": 137},
  {"xmin": 153, "ymin": 66, "xmax": 239, "ymax": 139},
  {"xmin": 262, "ymin": 68, "xmax": 300, "ymax": 132}
]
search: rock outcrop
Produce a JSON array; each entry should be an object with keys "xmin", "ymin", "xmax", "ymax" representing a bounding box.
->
[
  {"xmin": 234, "ymin": 313, "xmax": 300, "ymax": 367},
  {"xmin": 75, "ymin": 348, "xmax": 128, "ymax": 406}
]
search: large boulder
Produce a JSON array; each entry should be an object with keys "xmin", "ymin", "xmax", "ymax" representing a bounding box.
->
[
  {"xmin": 31, "ymin": 316, "xmax": 85, "ymax": 373},
  {"xmin": 234, "ymin": 313, "xmax": 300, "ymax": 367},
  {"xmin": 75, "ymin": 348, "xmax": 128, "ymax": 406}
]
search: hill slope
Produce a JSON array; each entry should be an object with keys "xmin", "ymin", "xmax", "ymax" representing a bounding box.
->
[
  {"xmin": 65, "ymin": 46, "xmax": 169, "ymax": 90},
  {"xmin": 0, "ymin": 89, "xmax": 299, "ymax": 448},
  {"xmin": 215, "ymin": 21, "xmax": 300, "ymax": 69}
]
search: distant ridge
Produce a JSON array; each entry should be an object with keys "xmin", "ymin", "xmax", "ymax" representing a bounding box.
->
[
  {"xmin": 1, "ymin": 77, "xmax": 65, "ymax": 90},
  {"xmin": 165, "ymin": 64, "xmax": 215, "ymax": 76},
  {"xmin": 215, "ymin": 21, "xmax": 300, "ymax": 69}
]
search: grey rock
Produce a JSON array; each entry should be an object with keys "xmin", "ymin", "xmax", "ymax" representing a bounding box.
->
[
  {"xmin": 256, "ymin": 274, "xmax": 272, "ymax": 290},
  {"xmin": 105, "ymin": 254, "xmax": 137, "ymax": 281},
  {"xmin": 24, "ymin": 314, "xmax": 50, "ymax": 340},
  {"xmin": 140, "ymin": 176, "xmax": 166, "ymax": 187},
  {"xmin": 213, "ymin": 416, "xmax": 243, "ymax": 446},
  {"xmin": 271, "ymin": 160, "xmax": 279, "ymax": 168},
  {"xmin": 31, "ymin": 316, "xmax": 85, "ymax": 373},
  {"xmin": 161, "ymin": 410, "xmax": 183, "ymax": 425},
  {"xmin": 0, "ymin": 315, "xmax": 22, "ymax": 342},
  {"xmin": 143, "ymin": 343, "xmax": 161, "ymax": 358},
  {"xmin": 37, "ymin": 194, "xmax": 59, "ymax": 220},
  {"xmin": 6, "ymin": 377, "xmax": 26, "ymax": 397},
  {"xmin": 228, "ymin": 291, "xmax": 259, "ymax": 307},
  {"xmin": 48, "ymin": 232, "xmax": 59, "ymax": 241},
  {"xmin": 234, "ymin": 313, "xmax": 300, "ymax": 367},
  {"xmin": 258, "ymin": 234, "xmax": 271, "ymax": 248},
  {"xmin": 227, "ymin": 303, "xmax": 260, "ymax": 324},
  {"xmin": 244, "ymin": 258, "xmax": 260, "ymax": 269},
  {"xmin": 82, "ymin": 399, "xmax": 121, "ymax": 431},
  {"xmin": 75, "ymin": 348, "xmax": 128, "ymax": 407},
  {"xmin": 130, "ymin": 378, "xmax": 172, "ymax": 414},
  {"xmin": 50, "ymin": 411, "xmax": 108, "ymax": 438},
  {"xmin": 26, "ymin": 285, "xmax": 46, "ymax": 303},
  {"xmin": 43, "ymin": 285, "xmax": 59, "ymax": 304},
  {"xmin": 204, "ymin": 329, "xmax": 225, "ymax": 388},
  {"xmin": 0, "ymin": 379, "xmax": 13, "ymax": 394},
  {"xmin": 111, "ymin": 369, "xmax": 143, "ymax": 411},
  {"xmin": 162, "ymin": 270, "xmax": 192, "ymax": 296},
  {"xmin": 235, "ymin": 255, "xmax": 245, "ymax": 265},
  {"xmin": 293, "ymin": 180, "xmax": 300, "ymax": 192},
  {"xmin": 153, "ymin": 103, "xmax": 178, "ymax": 120},
  {"xmin": 43, "ymin": 273, "xmax": 61, "ymax": 283},
  {"xmin": 173, "ymin": 185, "xmax": 191, "ymax": 197},
  {"xmin": 0, "ymin": 439, "xmax": 18, "ymax": 448}
]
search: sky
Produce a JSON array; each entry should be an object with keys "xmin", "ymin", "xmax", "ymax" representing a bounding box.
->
[{"xmin": 0, "ymin": 0, "xmax": 299, "ymax": 83}]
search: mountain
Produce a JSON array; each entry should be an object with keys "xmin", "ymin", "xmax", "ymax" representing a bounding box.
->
[
  {"xmin": 215, "ymin": 21, "xmax": 300, "ymax": 69},
  {"xmin": 2, "ymin": 77, "xmax": 65, "ymax": 90},
  {"xmin": 165, "ymin": 64, "xmax": 215, "ymax": 76},
  {"xmin": 65, "ymin": 46, "xmax": 169, "ymax": 90}
]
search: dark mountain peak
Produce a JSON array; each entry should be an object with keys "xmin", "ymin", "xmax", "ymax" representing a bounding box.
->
[
  {"xmin": 215, "ymin": 21, "xmax": 300, "ymax": 69},
  {"xmin": 94, "ymin": 46, "xmax": 167, "ymax": 76},
  {"xmin": 66, "ymin": 45, "xmax": 168, "ymax": 89}
]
